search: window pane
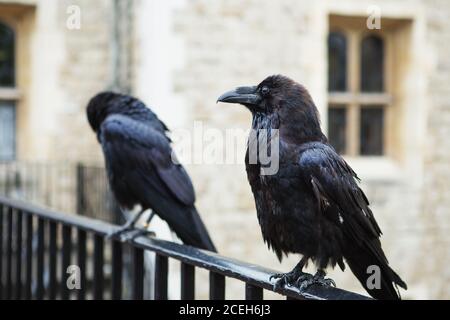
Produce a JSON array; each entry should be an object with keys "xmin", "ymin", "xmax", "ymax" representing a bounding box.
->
[
  {"xmin": 360, "ymin": 106, "xmax": 384, "ymax": 155},
  {"xmin": 360, "ymin": 35, "xmax": 384, "ymax": 92},
  {"xmin": 0, "ymin": 102, "xmax": 16, "ymax": 161},
  {"xmin": 328, "ymin": 106, "xmax": 347, "ymax": 154},
  {"xmin": 328, "ymin": 32, "xmax": 347, "ymax": 91},
  {"xmin": 0, "ymin": 21, "xmax": 15, "ymax": 86}
]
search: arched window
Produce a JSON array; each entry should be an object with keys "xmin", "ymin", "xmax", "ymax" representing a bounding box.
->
[
  {"xmin": 0, "ymin": 21, "xmax": 16, "ymax": 161},
  {"xmin": 0, "ymin": 21, "xmax": 15, "ymax": 86},
  {"xmin": 328, "ymin": 31, "xmax": 347, "ymax": 92},
  {"xmin": 328, "ymin": 26, "xmax": 390, "ymax": 157},
  {"xmin": 360, "ymin": 35, "xmax": 384, "ymax": 92}
]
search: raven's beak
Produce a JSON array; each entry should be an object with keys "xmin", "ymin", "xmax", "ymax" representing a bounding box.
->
[{"xmin": 217, "ymin": 86, "xmax": 261, "ymax": 107}]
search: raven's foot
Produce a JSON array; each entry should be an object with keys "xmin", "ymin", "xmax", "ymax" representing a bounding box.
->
[
  {"xmin": 121, "ymin": 227, "xmax": 156, "ymax": 241},
  {"xmin": 296, "ymin": 270, "xmax": 336, "ymax": 292},
  {"xmin": 106, "ymin": 225, "xmax": 135, "ymax": 241},
  {"xmin": 270, "ymin": 270, "xmax": 313, "ymax": 291}
]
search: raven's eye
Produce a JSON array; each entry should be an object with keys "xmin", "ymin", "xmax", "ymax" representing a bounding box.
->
[{"xmin": 261, "ymin": 86, "xmax": 270, "ymax": 96}]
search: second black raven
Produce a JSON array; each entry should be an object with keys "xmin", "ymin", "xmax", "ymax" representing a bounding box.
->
[
  {"xmin": 218, "ymin": 75, "xmax": 406, "ymax": 299},
  {"xmin": 87, "ymin": 92, "xmax": 216, "ymax": 252}
]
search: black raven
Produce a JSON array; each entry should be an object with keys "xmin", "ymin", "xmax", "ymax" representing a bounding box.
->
[
  {"xmin": 218, "ymin": 75, "xmax": 406, "ymax": 299},
  {"xmin": 87, "ymin": 92, "xmax": 216, "ymax": 252}
]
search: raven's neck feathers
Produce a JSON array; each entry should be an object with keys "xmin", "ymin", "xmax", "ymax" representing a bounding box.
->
[{"xmin": 251, "ymin": 91, "xmax": 327, "ymax": 145}]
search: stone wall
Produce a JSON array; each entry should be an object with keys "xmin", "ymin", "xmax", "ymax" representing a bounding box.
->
[
  {"xmin": 422, "ymin": 0, "xmax": 450, "ymax": 300},
  {"xmin": 0, "ymin": 0, "xmax": 134, "ymax": 163},
  {"xmin": 167, "ymin": 0, "xmax": 449, "ymax": 299},
  {"xmin": 1, "ymin": 0, "xmax": 448, "ymax": 299}
]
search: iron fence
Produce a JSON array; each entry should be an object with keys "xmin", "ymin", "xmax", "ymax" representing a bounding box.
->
[
  {"xmin": 0, "ymin": 161, "xmax": 120, "ymax": 224},
  {"xmin": 0, "ymin": 195, "xmax": 370, "ymax": 300}
]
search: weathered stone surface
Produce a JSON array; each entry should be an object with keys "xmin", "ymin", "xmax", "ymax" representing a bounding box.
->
[{"xmin": 1, "ymin": 0, "xmax": 448, "ymax": 299}]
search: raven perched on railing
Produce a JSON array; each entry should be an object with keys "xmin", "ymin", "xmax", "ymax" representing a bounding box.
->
[
  {"xmin": 86, "ymin": 92, "xmax": 216, "ymax": 252},
  {"xmin": 218, "ymin": 75, "xmax": 406, "ymax": 299}
]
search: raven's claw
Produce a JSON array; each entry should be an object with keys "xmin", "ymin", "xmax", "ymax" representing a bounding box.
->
[
  {"xmin": 106, "ymin": 225, "xmax": 134, "ymax": 241},
  {"xmin": 122, "ymin": 228, "xmax": 156, "ymax": 241},
  {"xmin": 270, "ymin": 271, "xmax": 313, "ymax": 291},
  {"xmin": 297, "ymin": 270, "xmax": 336, "ymax": 292},
  {"xmin": 107, "ymin": 226, "xmax": 156, "ymax": 241}
]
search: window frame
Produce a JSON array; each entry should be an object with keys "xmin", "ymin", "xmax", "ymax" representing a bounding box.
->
[
  {"xmin": 328, "ymin": 26, "xmax": 392, "ymax": 157},
  {"xmin": 0, "ymin": 18, "xmax": 20, "ymax": 161}
]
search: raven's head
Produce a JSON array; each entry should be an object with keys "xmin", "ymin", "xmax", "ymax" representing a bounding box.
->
[
  {"xmin": 86, "ymin": 91, "xmax": 124, "ymax": 132},
  {"xmin": 217, "ymin": 75, "xmax": 324, "ymax": 142}
]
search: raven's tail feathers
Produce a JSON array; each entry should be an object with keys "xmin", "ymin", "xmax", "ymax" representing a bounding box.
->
[
  {"xmin": 184, "ymin": 206, "xmax": 217, "ymax": 252},
  {"xmin": 345, "ymin": 239, "xmax": 407, "ymax": 300}
]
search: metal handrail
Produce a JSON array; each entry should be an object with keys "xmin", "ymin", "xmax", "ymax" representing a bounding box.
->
[{"xmin": 0, "ymin": 195, "xmax": 371, "ymax": 300}]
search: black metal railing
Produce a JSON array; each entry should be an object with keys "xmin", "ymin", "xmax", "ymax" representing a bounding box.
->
[
  {"xmin": 0, "ymin": 195, "xmax": 370, "ymax": 300},
  {"xmin": 0, "ymin": 161, "xmax": 120, "ymax": 224}
]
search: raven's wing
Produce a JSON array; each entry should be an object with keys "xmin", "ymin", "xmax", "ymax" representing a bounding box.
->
[
  {"xmin": 99, "ymin": 114, "xmax": 216, "ymax": 251},
  {"xmin": 298, "ymin": 142, "xmax": 406, "ymax": 299},
  {"xmin": 298, "ymin": 142, "xmax": 382, "ymax": 242},
  {"xmin": 101, "ymin": 114, "xmax": 195, "ymax": 206}
]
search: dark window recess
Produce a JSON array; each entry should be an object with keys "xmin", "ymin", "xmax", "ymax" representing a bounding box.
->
[
  {"xmin": 328, "ymin": 107, "xmax": 347, "ymax": 154},
  {"xmin": 0, "ymin": 102, "xmax": 16, "ymax": 161},
  {"xmin": 0, "ymin": 21, "xmax": 15, "ymax": 87},
  {"xmin": 360, "ymin": 35, "xmax": 384, "ymax": 92},
  {"xmin": 328, "ymin": 32, "xmax": 347, "ymax": 92},
  {"xmin": 360, "ymin": 107, "xmax": 384, "ymax": 155}
]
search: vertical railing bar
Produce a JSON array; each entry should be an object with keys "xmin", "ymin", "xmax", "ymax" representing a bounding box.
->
[
  {"xmin": 76, "ymin": 163, "xmax": 85, "ymax": 215},
  {"xmin": 0, "ymin": 205, "xmax": 3, "ymax": 300},
  {"xmin": 61, "ymin": 225, "xmax": 72, "ymax": 300},
  {"xmin": 111, "ymin": 240, "xmax": 122, "ymax": 300},
  {"xmin": 6, "ymin": 207, "xmax": 13, "ymax": 299},
  {"xmin": 24, "ymin": 213, "xmax": 33, "ymax": 300},
  {"xmin": 180, "ymin": 262, "xmax": 195, "ymax": 300},
  {"xmin": 36, "ymin": 218, "xmax": 45, "ymax": 300},
  {"xmin": 15, "ymin": 210, "xmax": 23, "ymax": 299},
  {"xmin": 93, "ymin": 234, "xmax": 104, "ymax": 300},
  {"xmin": 77, "ymin": 229, "xmax": 86, "ymax": 300},
  {"xmin": 245, "ymin": 283, "xmax": 263, "ymax": 300},
  {"xmin": 154, "ymin": 254, "xmax": 168, "ymax": 300},
  {"xmin": 48, "ymin": 221, "xmax": 57, "ymax": 299},
  {"xmin": 132, "ymin": 246, "xmax": 144, "ymax": 300},
  {"xmin": 0, "ymin": 203, "xmax": 4, "ymax": 300},
  {"xmin": 209, "ymin": 271, "xmax": 225, "ymax": 300}
]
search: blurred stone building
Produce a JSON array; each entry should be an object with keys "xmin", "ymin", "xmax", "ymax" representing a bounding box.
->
[{"xmin": 0, "ymin": 0, "xmax": 448, "ymax": 299}]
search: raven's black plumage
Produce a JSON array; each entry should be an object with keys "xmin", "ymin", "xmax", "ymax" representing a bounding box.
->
[
  {"xmin": 87, "ymin": 92, "xmax": 216, "ymax": 252},
  {"xmin": 218, "ymin": 75, "xmax": 406, "ymax": 299}
]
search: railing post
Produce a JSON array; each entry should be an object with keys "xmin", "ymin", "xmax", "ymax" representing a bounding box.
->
[
  {"xmin": 14, "ymin": 170, "xmax": 21, "ymax": 193},
  {"xmin": 61, "ymin": 225, "xmax": 72, "ymax": 300},
  {"xmin": 77, "ymin": 229, "xmax": 87, "ymax": 300},
  {"xmin": 15, "ymin": 210, "xmax": 23, "ymax": 299},
  {"xmin": 0, "ymin": 204, "xmax": 3, "ymax": 300},
  {"xmin": 48, "ymin": 221, "xmax": 58, "ymax": 299},
  {"xmin": 209, "ymin": 271, "xmax": 225, "ymax": 300},
  {"xmin": 76, "ymin": 163, "xmax": 85, "ymax": 215},
  {"xmin": 93, "ymin": 234, "xmax": 104, "ymax": 300},
  {"xmin": 181, "ymin": 262, "xmax": 195, "ymax": 300},
  {"xmin": 36, "ymin": 218, "xmax": 45, "ymax": 299},
  {"xmin": 132, "ymin": 247, "xmax": 144, "ymax": 300},
  {"xmin": 24, "ymin": 213, "xmax": 33, "ymax": 300},
  {"xmin": 111, "ymin": 240, "xmax": 123, "ymax": 300},
  {"xmin": 154, "ymin": 254, "xmax": 168, "ymax": 300},
  {"xmin": 245, "ymin": 283, "xmax": 263, "ymax": 300},
  {"xmin": 5, "ymin": 207, "xmax": 12, "ymax": 299}
]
